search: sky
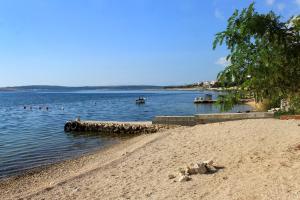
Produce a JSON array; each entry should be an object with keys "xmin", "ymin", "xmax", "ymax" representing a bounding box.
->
[{"xmin": 0, "ymin": 0, "xmax": 299, "ymax": 87}]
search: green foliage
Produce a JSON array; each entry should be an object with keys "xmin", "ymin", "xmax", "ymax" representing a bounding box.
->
[
  {"xmin": 216, "ymin": 92, "xmax": 240, "ymax": 112},
  {"xmin": 274, "ymin": 109, "xmax": 300, "ymax": 118},
  {"xmin": 289, "ymin": 95, "xmax": 300, "ymax": 113},
  {"xmin": 216, "ymin": 90, "xmax": 250, "ymax": 111},
  {"xmin": 213, "ymin": 3, "xmax": 300, "ymax": 111}
]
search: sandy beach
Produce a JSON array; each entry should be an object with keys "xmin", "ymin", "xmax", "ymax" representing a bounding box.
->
[{"xmin": 1, "ymin": 118, "xmax": 300, "ymax": 200}]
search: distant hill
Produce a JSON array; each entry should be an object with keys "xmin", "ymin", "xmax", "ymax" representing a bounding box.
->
[
  {"xmin": 0, "ymin": 85, "xmax": 163, "ymax": 92},
  {"xmin": 0, "ymin": 87, "xmax": 16, "ymax": 91}
]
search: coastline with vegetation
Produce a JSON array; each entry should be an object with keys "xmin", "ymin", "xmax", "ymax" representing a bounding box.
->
[
  {"xmin": 1, "ymin": 2, "xmax": 299, "ymax": 200},
  {"xmin": 163, "ymin": 86, "xmax": 232, "ymax": 92},
  {"xmin": 163, "ymin": 86, "xmax": 225, "ymax": 91}
]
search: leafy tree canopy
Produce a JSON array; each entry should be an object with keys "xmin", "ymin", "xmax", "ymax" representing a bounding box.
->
[{"xmin": 213, "ymin": 3, "xmax": 300, "ymax": 110}]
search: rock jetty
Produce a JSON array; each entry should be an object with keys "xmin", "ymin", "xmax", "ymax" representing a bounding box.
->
[{"xmin": 64, "ymin": 120, "xmax": 172, "ymax": 135}]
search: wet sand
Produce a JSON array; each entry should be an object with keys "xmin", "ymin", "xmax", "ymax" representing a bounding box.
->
[{"xmin": 1, "ymin": 119, "xmax": 300, "ymax": 200}]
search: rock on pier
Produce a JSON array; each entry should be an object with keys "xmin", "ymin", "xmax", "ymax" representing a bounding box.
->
[{"xmin": 64, "ymin": 120, "xmax": 172, "ymax": 135}]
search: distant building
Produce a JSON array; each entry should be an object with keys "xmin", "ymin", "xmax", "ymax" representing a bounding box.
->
[
  {"xmin": 191, "ymin": 80, "xmax": 218, "ymax": 88},
  {"xmin": 203, "ymin": 81, "xmax": 210, "ymax": 87},
  {"xmin": 210, "ymin": 80, "xmax": 216, "ymax": 85}
]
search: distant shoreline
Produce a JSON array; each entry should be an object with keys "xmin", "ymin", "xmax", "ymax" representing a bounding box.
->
[
  {"xmin": 163, "ymin": 87, "xmax": 225, "ymax": 92},
  {"xmin": 0, "ymin": 85, "xmax": 228, "ymax": 92},
  {"xmin": 0, "ymin": 85, "xmax": 163, "ymax": 92}
]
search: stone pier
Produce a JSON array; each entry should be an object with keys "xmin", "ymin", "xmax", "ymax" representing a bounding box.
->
[
  {"xmin": 64, "ymin": 120, "xmax": 173, "ymax": 135},
  {"xmin": 152, "ymin": 112, "xmax": 274, "ymax": 126}
]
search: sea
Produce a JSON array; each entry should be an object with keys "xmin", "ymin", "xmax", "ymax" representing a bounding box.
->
[{"xmin": 0, "ymin": 89, "xmax": 252, "ymax": 179}]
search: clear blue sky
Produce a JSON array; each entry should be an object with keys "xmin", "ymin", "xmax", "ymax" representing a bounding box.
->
[{"xmin": 0, "ymin": 0, "xmax": 299, "ymax": 87}]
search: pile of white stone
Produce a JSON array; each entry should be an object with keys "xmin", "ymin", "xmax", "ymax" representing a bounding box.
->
[{"xmin": 169, "ymin": 160, "xmax": 218, "ymax": 182}]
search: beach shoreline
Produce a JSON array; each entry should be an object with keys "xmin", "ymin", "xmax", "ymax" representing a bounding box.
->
[
  {"xmin": 0, "ymin": 130, "xmax": 158, "ymax": 198},
  {"xmin": 2, "ymin": 119, "xmax": 300, "ymax": 200},
  {"xmin": 0, "ymin": 136, "xmax": 125, "ymax": 181}
]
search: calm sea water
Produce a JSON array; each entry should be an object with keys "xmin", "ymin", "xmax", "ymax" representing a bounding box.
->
[{"xmin": 0, "ymin": 90, "xmax": 251, "ymax": 179}]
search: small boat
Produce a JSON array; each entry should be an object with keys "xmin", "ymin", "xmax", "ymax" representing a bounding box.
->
[
  {"xmin": 194, "ymin": 94, "xmax": 215, "ymax": 104},
  {"xmin": 136, "ymin": 97, "xmax": 146, "ymax": 104},
  {"xmin": 194, "ymin": 96, "xmax": 204, "ymax": 103}
]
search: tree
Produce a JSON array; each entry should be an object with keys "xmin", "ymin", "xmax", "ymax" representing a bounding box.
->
[{"xmin": 213, "ymin": 3, "xmax": 300, "ymax": 111}]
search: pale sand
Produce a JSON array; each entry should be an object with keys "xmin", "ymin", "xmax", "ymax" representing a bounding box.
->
[{"xmin": 1, "ymin": 119, "xmax": 300, "ymax": 200}]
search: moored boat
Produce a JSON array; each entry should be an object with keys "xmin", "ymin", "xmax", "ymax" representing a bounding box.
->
[
  {"xmin": 194, "ymin": 94, "xmax": 215, "ymax": 104},
  {"xmin": 136, "ymin": 97, "xmax": 146, "ymax": 104}
]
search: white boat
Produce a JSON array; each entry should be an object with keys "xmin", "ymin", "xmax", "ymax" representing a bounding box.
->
[
  {"xmin": 194, "ymin": 94, "xmax": 215, "ymax": 104},
  {"xmin": 194, "ymin": 97, "xmax": 204, "ymax": 103},
  {"xmin": 136, "ymin": 97, "xmax": 146, "ymax": 104}
]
